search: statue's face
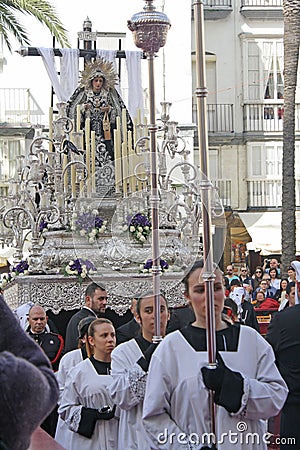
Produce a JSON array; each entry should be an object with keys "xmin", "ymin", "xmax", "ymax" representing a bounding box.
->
[{"xmin": 92, "ymin": 76, "xmax": 104, "ymax": 93}]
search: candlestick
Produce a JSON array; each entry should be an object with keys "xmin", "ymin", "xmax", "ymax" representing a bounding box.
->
[
  {"xmin": 49, "ymin": 107, "xmax": 53, "ymax": 152},
  {"xmin": 63, "ymin": 154, "xmax": 68, "ymax": 194},
  {"xmin": 76, "ymin": 105, "xmax": 81, "ymax": 132},
  {"xmin": 85, "ymin": 118, "xmax": 91, "ymax": 196},
  {"xmin": 91, "ymin": 131, "xmax": 96, "ymax": 193}
]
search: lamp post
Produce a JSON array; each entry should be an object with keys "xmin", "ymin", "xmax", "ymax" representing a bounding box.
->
[{"xmin": 128, "ymin": 0, "xmax": 171, "ymax": 342}]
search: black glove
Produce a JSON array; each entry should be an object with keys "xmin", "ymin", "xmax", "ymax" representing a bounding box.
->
[
  {"xmin": 77, "ymin": 405, "xmax": 116, "ymax": 438},
  {"xmin": 96, "ymin": 404, "xmax": 116, "ymax": 420},
  {"xmin": 201, "ymin": 352, "xmax": 244, "ymax": 413},
  {"xmin": 137, "ymin": 343, "xmax": 159, "ymax": 372}
]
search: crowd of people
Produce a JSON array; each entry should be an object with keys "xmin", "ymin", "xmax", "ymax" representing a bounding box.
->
[{"xmin": 1, "ymin": 257, "xmax": 299, "ymax": 450}]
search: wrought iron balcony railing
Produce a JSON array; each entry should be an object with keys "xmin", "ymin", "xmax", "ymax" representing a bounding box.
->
[
  {"xmin": 243, "ymin": 103, "xmax": 300, "ymax": 133},
  {"xmin": 247, "ymin": 179, "xmax": 300, "ymax": 208},
  {"xmin": 241, "ymin": 0, "xmax": 282, "ymax": 6},
  {"xmin": 193, "ymin": 103, "xmax": 234, "ymax": 133},
  {"xmin": 0, "ymin": 88, "xmax": 44, "ymax": 126}
]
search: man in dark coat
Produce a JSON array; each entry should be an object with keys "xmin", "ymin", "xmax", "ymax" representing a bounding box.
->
[
  {"xmin": 266, "ymin": 304, "xmax": 300, "ymax": 449},
  {"xmin": 64, "ymin": 282, "xmax": 108, "ymax": 352},
  {"xmin": 27, "ymin": 305, "xmax": 64, "ymax": 371},
  {"xmin": 0, "ymin": 295, "xmax": 59, "ymax": 450},
  {"xmin": 116, "ymin": 298, "xmax": 140, "ymax": 345}
]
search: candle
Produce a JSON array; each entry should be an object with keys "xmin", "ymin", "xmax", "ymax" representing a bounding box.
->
[
  {"xmin": 63, "ymin": 154, "xmax": 68, "ymax": 194},
  {"xmin": 122, "ymin": 142, "xmax": 128, "ymax": 196},
  {"xmin": 122, "ymin": 109, "xmax": 127, "ymax": 148},
  {"xmin": 85, "ymin": 118, "xmax": 91, "ymax": 196},
  {"xmin": 71, "ymin": 158, "xmax": 76, "ymax": 198},
  {"xmin": 91, "ymin": 131, "xmax": 96, "ymax": 193},
  {"xmin": 49, "ymin": 107, "xmax": 53, "ymax": 152},
  {"xmin": 76, "ymin": 105, "xmax": 81, "ymax": 132},
  {"xmin": 114, "ymin": 129, "xmax": 121, "ymax": 193}
]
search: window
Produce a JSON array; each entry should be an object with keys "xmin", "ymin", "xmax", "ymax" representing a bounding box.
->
[
  {"xmin": 247, "ymin": 142, "xmax": 283, "ymax": 178},
  {"xmin": 243, "ymin": 38, "xmax": 284, "ymax": 101}
]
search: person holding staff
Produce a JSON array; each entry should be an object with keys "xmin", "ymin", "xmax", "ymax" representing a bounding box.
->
[{"xmin": 142, "ymin": 260, "xmax": 288, "ymax": 450}]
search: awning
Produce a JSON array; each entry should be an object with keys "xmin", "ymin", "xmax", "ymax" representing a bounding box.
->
[{"xmin": 239, "ymin": 212, "xmax": 300, "ymax": 255}]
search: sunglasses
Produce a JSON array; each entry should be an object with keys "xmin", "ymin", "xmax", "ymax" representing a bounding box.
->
[{"xmin": 256, "ymin": 270, "xmax": 262, "ymax": 273}]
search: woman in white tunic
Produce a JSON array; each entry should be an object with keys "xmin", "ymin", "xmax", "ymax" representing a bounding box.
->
[
  {"xmin": 143, "ymin": 260, "xmax": 288, "ymax": 450},
  {"xmin": 58, "ymin": 318, "xmax": 118, "ymax": 450},
  {"xmin": 55, "ymin": 316, "xmax": 95, "ymax": 448},
  {"xmin": 109, "ymin": 291, "xmax": 169, "ymax": 450}
]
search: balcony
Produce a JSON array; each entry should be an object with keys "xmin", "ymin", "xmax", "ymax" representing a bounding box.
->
[
  {"xmin": 192, "ymin": 0, "xmax": 232, "ymax": 20},
  {"xmin": 247, "ymin": 178, "xmax": 300, "ymax": 208},
  {"xmin": 243, "ymin": 102, "xmax": 300, "ymax": 134},
  {"xmin": 240, "ymin": 0, "xmax": 283, "ymax": 19},
  {"xmin": 0, "ymin": 88, "xmax": 44, "ymax": 129},
  {"xmin": 213, "ymin": 179, "xmax": 232, "ymax": 208},
  {"xmin": 193, "ymin": 103, "xmax": 234, "ymax": 134}
]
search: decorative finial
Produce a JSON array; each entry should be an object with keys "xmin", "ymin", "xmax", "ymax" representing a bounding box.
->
[{"xmin": 127, "ymin": 0, "xmax": 171, "ymax": 55}]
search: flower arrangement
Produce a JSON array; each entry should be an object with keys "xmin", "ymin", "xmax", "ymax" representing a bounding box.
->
[
  {"xmin": 0, "ymin": 273, "xmax": 15, "ymax": 290},
  {"xmin": 12, "ymin": 260, "xmax": 29, "ymax": 276},
  {"xmin": 139, "ymin": 258, "xmax": 169, "ymax": 273},
  {"xmin": 71, "ymin": 210, "xmax": 107, "ymax": 243},
  {"xmin": 62, "ymin": 258, "xmax": 97, "ymax": 284},
  {"xmin": 124, "ymin": 212, "xmax": 151, "ymax": 244}
]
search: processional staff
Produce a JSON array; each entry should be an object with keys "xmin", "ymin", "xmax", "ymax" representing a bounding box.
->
[
  {"xmin": 128, "ymin": 0, "xmax": 171, "ymax": 343},
  {"xmin": 194, "ymin": 0, "xmax": 217, "ymax": 447}
]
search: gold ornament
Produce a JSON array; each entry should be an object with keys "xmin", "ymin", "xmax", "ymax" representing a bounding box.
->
[{"xmin": 80, "ymin": 58, "xmax": 119, "ymax": 90}]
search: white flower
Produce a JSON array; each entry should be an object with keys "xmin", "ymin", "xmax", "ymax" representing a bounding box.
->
[
  {"xmin": 99, "ymin": 226, "xmax": 105, "ymax": 233},
  {"xmin": 80, "ymin": 230, "xmax": 86, "ymax": 236},
  {"xmin": 139, "ymin": 235, "xmax": 146, "ymax": 242},
  {"xmin": 92, "ymin": 209, "xmax": 98, "ymax": 215},
  {"xmin": 71, "ymin": 225, "xmax": 76, "ymax": 231},
  {"xmin": 138, "ymin": 226, "xmax": 143, "ymax": 232},
  {"xmin": 103, "ymin": 221, "xmax": 107, "ymax": 226},
  {"xmin": 129, "ymin": 226, "xmax": 135, "ymax": 233},
  {"xmin": 136, "ymin": 232, "xmax": 142, "ymax": 238},
  {"xmin": 90, "ymin": 229, "xmax": 97, "ymax": 236},
  {"xmin": 89, "ymin": 237, "xmax": 95, "ymax": 243},
  {"xmin": 72, "ymin": 213, "xmax": 78, "ymax": 219},
  {"xmin": 69, "ymin": 260, "xmax": 74, "ymax": 265},
  {"xmin": 144, "ymin": 226, "xmax": 149, "ymax": 231}
]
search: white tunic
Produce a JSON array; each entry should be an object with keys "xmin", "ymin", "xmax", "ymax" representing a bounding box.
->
[
  {"xmin": 55, "ymin": 349, "xmax": 83, "ymax": 448},
  {"xmin": 58, "ymin": 358, "xmax": 118, "ymax": 450},
  {"xmin": 109, "ymin": 339, "xmax": 152, "ymax": 450},
  {"xmin": 143, "ymin": 326, "xmax": 288, "ymax": 450}
]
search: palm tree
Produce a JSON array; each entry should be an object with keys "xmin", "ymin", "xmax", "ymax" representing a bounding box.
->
[
  {"xmin": 0, "ymin": 0, "xmax": 69, "ymax": 52},
  {"xmin": 281, "ymin": 0, "xmax": 300, "ymax": 274}
]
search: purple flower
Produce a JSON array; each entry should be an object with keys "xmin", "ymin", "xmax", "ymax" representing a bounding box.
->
[
  {"xmin": 12, "ymin": 260, "xmax": 29, "ymax": 275},
  {"xmin": 127, "ymin": 213, "xmax": 151, "ymax": 228},
  {"xmin": 143, "ymin": 259, "xmax": 169, "ymax": 271},
  {"xmin": 39, "ymin": 218, "xmax": 48, "ymax": 232},
  {"xmin": 73, "ymin": 212, "xmax": 106, "ymax": 236}
]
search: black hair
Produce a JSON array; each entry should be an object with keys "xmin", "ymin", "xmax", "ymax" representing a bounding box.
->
[
  {"xmin": 286, "ymin": 281, "xmax": 296, "ymax": 296},
  {"xmin": 230, "ymin": 279, "xmax": 241, "ymax": 287},
  {"xmin": 85, "ymin": 282, "xmax": 106, "ymax": 298},
  {"xmin": 136, "ymin": 290, "xmax": 168, "ymax": 318},
  {"xmin": 269, "ymin": 267, "xmax": 279, "ymax": 278},
  {"xmin": 280, "ymin": 278, "xmax": 289, "ymax": 290},
  {"xmin": 182, "ymin": 259, "xmax": 221, "ymax": 293},
  {"xmin": 182, "ymin": 260, "xmax": 205, "ymax": 293}
]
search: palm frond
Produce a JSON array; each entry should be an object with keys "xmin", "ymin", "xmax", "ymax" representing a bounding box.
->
[
  {"xmin": 0, "ymin": 5, "xmax": 30, "ymax": 52},
  {"xmin": 14, "ymin": 0, "xmax": 70, "ymax": 47},
  {"xmin": 0, "ymin": 0, "xmax": 70, "ymax": 51}
]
